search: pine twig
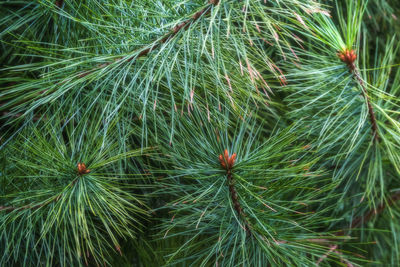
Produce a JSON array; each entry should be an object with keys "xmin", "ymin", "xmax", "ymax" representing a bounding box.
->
[
  {"xmin": 78, "ymin": 0, "xmax": 220, "ymax": 79},
  {"xmin": 351, "ymin": 65, "xmax": 379, "ymax": 143},
  {"xmin": 219, "ymin": 149, "xmax": 252, "ymax": 235},
  {"xmin": 348, "ymin": 191, "xmax": 400, "ymax": 231},
  {"xmin": 339, "ymin": 49, "xmax": 379, "ymax": 142},
  {"xmin": 1, "ymin": 112, "xmax": 42, "ymax": 122},
  {"xmin": 317, "ymin": 191, "xmax": 400, "ymax": 265},
  {"xmin": 0, "ymin": 194, "xmax": 62, "ymax": 212},
  {"xmin": 0, "ymin": 164, "xmax": 89, "ymax": 212},
  {"xmin": 1, "ymin": 0, "xmax": 220, "ymax": 117}
]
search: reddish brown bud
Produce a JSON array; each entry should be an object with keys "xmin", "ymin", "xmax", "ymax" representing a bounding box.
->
[
  {"xmin": 219, "ymin": 154, "xmax": 227, "ymax": 169},
  {"xmin": 219, "ymin": 150, "xmax": 236, "ymax": 170},
  {"xmin": 77, "ymin": 162, "xmax": 90, "ymax": 175},
  {"xmin": 338, "ymin": 48, "xmax": 357, "ymax": 70},
  {"xmin": 228, "ymin": 153, "xmax": 237, "ymax": 168}
]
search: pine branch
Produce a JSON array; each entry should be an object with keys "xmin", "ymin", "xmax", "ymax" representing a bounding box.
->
[
  {"xmin": 317, "ymin": 191, "xmax": 400, "ymax": 265},
  {"xmin": 339, "ymin": 49, "xmax": 380, "ymax": 142},
  {"xmin": 0, "ymin": 171, "xmax": 83, "ymax": 212},
  {"xmin": 78, "ymin": 0, "xmax": 220, "ymax": 79},
  {"xmin": 348, "ymin": 191, "xmax": 400, "ymax": 231},
  {"xmin": 1, "ymin": 112, "xmax": 41, "ymax": 122},
  {"xmin": 0, "ymin": 194, "xmax": 62, "ymax": 212},
  {"xmin": 351, "ymin": 67, "xmax": 379, "ymax": 142},
  {"xmin": 0, "ymin": 117, "xmax": 148, "ymax": 265},
  {"xmin": 219, "ymin": 149, "xmax": 252, "ymax": 235}
]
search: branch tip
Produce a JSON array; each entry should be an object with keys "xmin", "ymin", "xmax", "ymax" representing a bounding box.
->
[
  {"xmin": 338, "ymin": 49, "xmax": 357, "ymax": 71},
  {"xmin": 219, "ymin": 149, "xmax": 236, "ymax": 170},
  {"xmin": 338, "ymin": 48, "xmax": 379, "ymax": 142},
  {"xmin": 77, "ymin": 163, "xmax": 90, "ymax": 175}
]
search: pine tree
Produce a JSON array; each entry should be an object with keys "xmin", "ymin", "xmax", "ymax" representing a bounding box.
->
[{"xmin": 1, "ymin": 0, "xmax": 400, "ymax": 266}]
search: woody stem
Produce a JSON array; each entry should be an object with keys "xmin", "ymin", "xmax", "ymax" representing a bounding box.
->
[
  {"xmin": 78, "ymin": 0, "xmax": 219, "ymax": 79},
  {"xmin": 317, "ymin": 191, "xmax": 400, "ymax": 265},
  {"xmin": 2, "ymin": 1, "xmax": 220, "ymax": 115},
  {"xmin": 0, "ymin": 177, "xmax": 79, "ymax": 213},
  {"xmin": 350, "ymin": 63, "xmax": 379, "ymax": 142},
  {"xmin": 348, "ymin": 191, "xmax": 400, "ymax": 232},
  {"xmin": 226, "ymin": 169, "xmax": 251, "ymax": 235},
  {"xmin": 0, "ymin": 194, "xmax": 61, "ymax": 212}
]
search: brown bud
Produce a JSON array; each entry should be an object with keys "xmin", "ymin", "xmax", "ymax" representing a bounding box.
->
[
  {"xmin": 219, "ymin": 154, "xmax": 227, "ymax": 169},
  {"xmin": 229, "ymin": 153, "xmax": 237, "ymax": 168},
  {"xmin": 338, "ymin": 48, "xmax": 357, "ymax": 67},
  {"xmin": 219, "ymin": 150, "xmax": 237, "ymax": 170},
  {"xmin": 224, "ymin": 149, "xmax": 229, "ymax": 162},
  {"xmin": 77, "ymin": 162, "xmax": 90, "ymax": 175}
]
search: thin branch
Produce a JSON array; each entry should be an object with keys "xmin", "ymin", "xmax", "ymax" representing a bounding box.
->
[
  {"xmin": 1, "ymin": 0, "xmax": 220, "ymax": 118},
  {"xmin": 0, "ymin": 176, "xmax": 82, "ymax": 213},
  {"xmin": 78, "ymin": 0, "xmax": 220, "ymax": 79},
  {"xmin": 339, "ymin": 49, "xmax": 379, "ymax": 142},
  {"xmin": 0, "ymin": 194, "xmax": 62, "ymax": 212},
  {"xmin": 348, "ymin": 191, "xmax": 400, "ymax": 231},
  {"xmin": 226, "ymin": 170, "xmax": 252, "ymax": 234},
  {"xmin": 219, "ymin": 149, "xmax": 252, "ymax": 236},
  {"xmin": 317, "ymin": 191, "xmax": 400, "ymax": 265},
  {"xmin": 1, "ymin": 112, "xmax": 42, "ymax": 122},
  {"xmin": 349, "ymin": 65, "xmax": 379, "ymax": 143}
]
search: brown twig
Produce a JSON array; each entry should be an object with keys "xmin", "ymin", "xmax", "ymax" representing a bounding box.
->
[
  {"xmin": 338, "ymin": 49, "xmax": 379, "ymax": 142},
  {"xmin": 1, "ymin": 1, "xmax": 220, "ymax": 119},
  {"xmin": 351, "ymin": 65, "xmax": 379, "ymax": 143},
  {"xmin": 0, "ymin": 194, "xmax": 62, "ymax": 212},
  {"xmin": 1, "ymin": 111, "xmax": 42, "ymax": 122},
  {"xmin": 219, "ymin": 149, "xmax": 252, "ymax": 235},
  {"xmin": 78, "ymin": 0, "xmax": 220, "ymax": 79},
  {"xmin": 348, "ymin": 191, "xmax": 400, "ymax": 232},
  {"xmin": 0, "ymin": 167, "xmax": 89, "ymax": 213},
  {"xmin": 317, "ymin": 191, "xmax": 400, "ymax": 265}
]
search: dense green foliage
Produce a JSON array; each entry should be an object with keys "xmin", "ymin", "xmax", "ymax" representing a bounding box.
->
[{"xmin": 1, "ymin": 0, "xmax": 400, "ymax": 266}]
